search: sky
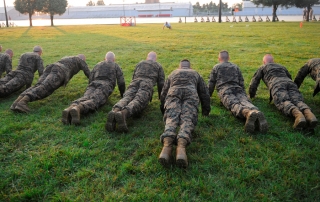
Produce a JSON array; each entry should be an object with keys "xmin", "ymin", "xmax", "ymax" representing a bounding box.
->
[{"xmin": 3, "ymin": 0, "xmax": 243, "ymax": 7}]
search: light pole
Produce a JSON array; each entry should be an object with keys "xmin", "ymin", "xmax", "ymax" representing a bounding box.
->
[
  {"xmin": 218, "ymin": 0, "xmax": 222, "ymax": 23},
  {"xmin": 3, "ymin": 0, "xmax": 9, "ymax": 27}
]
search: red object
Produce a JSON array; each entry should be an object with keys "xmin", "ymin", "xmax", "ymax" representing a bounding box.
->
[{"xmin": 300, "ymin": 22, "xmax": 303, "ymax": 28}]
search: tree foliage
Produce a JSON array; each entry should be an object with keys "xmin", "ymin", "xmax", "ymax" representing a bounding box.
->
[
  {"xmin": 86, "ymin": 0, "xmax": 95, "ymax": 6},
  {"xmin": 251, "ymin": 0, "xmax": 292, "ymax": 22},
  {"xmin": 193, "ymin": 1, "xmax": 230, "ymax": 14},
  {"xmin": 293, "ymin": 0, "xmax": 320, "ymax": 21},
  {"xmin": 41, "ymin": 0, "xmax": 68, "ymax": 26},
  {"xmin": 96, "ymin": 0, "xmax": 105, "ymax": 6},
  {"xmin": 14, "ymin": 0, "xmax": 43, "ymax": 26}
]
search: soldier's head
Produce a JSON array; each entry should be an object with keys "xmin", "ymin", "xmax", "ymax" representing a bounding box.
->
[
  {"xmin": 263, "ymin": 54, "xmax": 274, "ymax": 64},
  {"xmin": 218, "ymin": 50, "xmax": 229, "ymax": 63},
  {"xmin": 0, "ymin": 45, "xmax": 2, "ymax": 52},
  {"xmin": 147, "ymin": 51, "xmax": 157, "ymax": 62},
  {"xmin": 179, "ymin": 59, "xmax": 191, "ymax": 69},
  {"xmin": 105, "ymin": 51, "xmax": 115, "ymax": 62},
  {"xmin": 78, "ymin": 54, "xmax": 86, "ymax": 61},
  {"xmin": 5, "ymin": 49, "xmax": 13, "ymax": 58},
  {"xmin": 33, "ymin": 46, "xmax": 43, "ymax": 56}
]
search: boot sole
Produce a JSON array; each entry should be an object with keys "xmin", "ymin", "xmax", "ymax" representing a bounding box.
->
[
  {"xmin": 293, "ymin": 118, "xmax": 306, "ymax": 129},
  {"xmin": 115, "ymin": 112, "xmax": 128, "ymax": 133},
  {"xmin": 62, "ymin": 110, "xmax": 71, "ymax": 125},
  {"xmin": 307, "ymin": 119, "xmax": 318, "ymax": 129},
  {"xmin": 14, "ymin": 104, "xmax": 30, "ymax": 113},
  {"xmin": 70, "ymin": 108, "xmax": 80, "ymax": 125},
  {"xmin": 105, "ymin": 111, "xmax": 116, "ymax": 132},
  {"xmin": 245, "ymin": 112, "xmax": 258, "ymax": 133},
  {"xmin": 176, "ymin": 158, "xmax": 188, "ymax": 168},
  {"xmin": 158, "ymin": 157, "xmax": 171, "ymax": 167},
  {"xmin": 256, "ymin": 112, "xmax": 268, "ymax": 133}
]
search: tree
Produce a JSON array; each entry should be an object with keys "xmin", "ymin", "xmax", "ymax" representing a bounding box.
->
[
  {"xmin": 41, "ymin": 0, "xmax": 67, "ymax": 26},
  {"xmin": 96, "ymin": 0, "xmax": 105, "ymax": 6},
  {"xmin": 251, "ymin": 0, "xmax": 291, "ymax": 22},
  {"xmin": 86, "ymin": 0, "xmax": 95, "ymax": 6},
  {"xmin": 293, "ymin": 0, "xmax": 320, "ymax": 21},
  {"xmin": 14, "ymin": 0, "xmax": 43, "ymax": 26}
]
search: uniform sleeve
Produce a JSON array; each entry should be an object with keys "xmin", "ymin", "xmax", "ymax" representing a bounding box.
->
[
  {"xmin": 238, "ymin": 68, "xmax": 246, "ymax": 90},
  {"xmin": 132, "ymin": 63, "xmax": 139, "ymax": 80},
  {"xmin": 157, "ymin": 64, "xmax": 165, "ymax": 100},
  {"xmin": 89, "ymin": 68, "xmax": 95, "ymax": 83},
  {"xmin": 116, "ymin": 64, "xmax": 126, "ymax": 97},
  {"xmin": 249, "ymin": 66, "xmax": 263, "ymax": 98},
  {"xmin": 5, "ymin": 56, "xmax": 12, "ymax": 74},
  {"xmin": 198, "ymin": 76, "xmax": 211, "ymax": 116},
  {"xmin": 294, "ymin": 64, "xmax": 309, "ymax": 88},
  {"xmin": 81, "ymin": 60, "xmax": 91, "ymax": 79},
  {"xmin": 160, "ymin": 77, "xmax": 170, "ymax": 114},
  {"xmin": 284, "ymin": 67, "xmax": 292, "ymax": 80},
  {"xmin": 208, "ymin": 67, "xmax": 217, "ymax": 97},
  {"xmin": 37, "ymin": 57, "xmax": 44, "ymax": 77}
]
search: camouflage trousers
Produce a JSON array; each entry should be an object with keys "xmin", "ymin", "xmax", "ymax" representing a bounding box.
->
[
  {"xmin": 20, "ymin": 66, "xmax": 65, "ymax": 102},
  {"xmin": 160, "ymin": 88, "xmax": 199, "ymax": 145},
  {"xmin": 113, "ymin": 79, "xmax": 153, "ymax": 117},
  {"xmin": 71, "ymin": 81, "xmax": 113, "ymax": 114},
  {"xmin": 0, "ymin": 71, "xmax": 28, "ymax": 98},
  {"xmin": 220, "ymin": 87, "xmax": 258, "ymax": 119},
  {"xmin": 272, "ymin": 81, "xmax": 309, "ymax": 116}
]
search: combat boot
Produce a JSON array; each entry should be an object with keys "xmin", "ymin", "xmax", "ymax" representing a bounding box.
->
[
  {"xmin": 291, "ymin": 108, "xmax": 306, "ymax": 129},
  {"xmin": 10, "ymin": 96, "xmax": 23, "ymax": 111},
  {"xmin": 62, "ymin": 105, "xmax": 76, "ymax": 125},
  {"xmin": 105, "ymin": 108, "xmax": 120, "ymax": 132},
  {"xmin": 115, "ymin": 109, "xmax": 129, "ymax": 133},
  {"xmin": 243, "ymin": 109, "xmax": 258, "ymax": 133},
  {"xmin": 253, "ymin": 110, "xmax": 268, "ymax": 133},
  {"xmin": 176, "ymin": 138, "xmax": 188, "ymax": 168},
  {"xmin": 158, "ymin": 137, "xmax": 174, "ymax": 167},
  {"xmin": 14, "ymin": 96, "xmax": 31, "ymax": 113},
  {"xmin": 70, "ymin": 105, "xmax": 84, "ymax": 125},
  {"xmin": 303, "ymin": 109, "xmax": 318, "ymax": 129}
]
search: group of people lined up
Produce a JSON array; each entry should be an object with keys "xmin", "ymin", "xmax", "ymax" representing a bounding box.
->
[{"xmin": 0, "ymin": 44, "xmax": 319, "ymax": 168}]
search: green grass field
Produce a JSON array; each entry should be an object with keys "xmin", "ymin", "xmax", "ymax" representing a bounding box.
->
[{"xmin": 0, "ymin": 21, "xmax": 320, "ymax": 201}]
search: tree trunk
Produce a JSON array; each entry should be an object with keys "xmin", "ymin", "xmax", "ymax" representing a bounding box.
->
[
  {"xmin": 50, "ymin": 14, "xmax": 54, "ymax": 26},
  {"xmin": 29, "ymin": 12, "xmax": 32, "ymax": 27},
  {"xmin": 272, "ymin": 4, "xmax": 278, "ymax": 22},
  {"xmin": 306, "ymin": 5, "xmax": 310, "ymax": 22}
]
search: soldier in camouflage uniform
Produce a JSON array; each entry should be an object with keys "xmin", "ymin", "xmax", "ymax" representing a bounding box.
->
[
  {"xmin": 249, "ymin": 54, "xmax": 317, "ymax": 130},
  {"xmin": 208, "ymin": 51, "xmax": 268, "ymax": 133},
  {"xmin": 159, "ymin": 59, "xmax": 210, "ymax": 168},
  {"xmin": 62, "ymin": 52, "xmax": 125, "ymax": 125},
  {"xmin": 105, "ymin": 51, "xmax": 165, "ymax": 133},
  {"xmin": 0, "ymin": 49, "xmax": 13, "ymax": 77},
  {"xmin": 294, "ymin": 58, "xmax": 320, "ymax": 96},
  {"xmin": 12, "ymin": 54, "xmax": 90, "ymax": 113},
  {"xmin": 0, "ymin": 46, "xmax": 44, "ymax": 98}
]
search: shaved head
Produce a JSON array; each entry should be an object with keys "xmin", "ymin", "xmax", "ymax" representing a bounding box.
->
[
  {"xmin": 147, "ymin": 51, "xmax": 157, "ymax": 62},
  {"xmin": 33, "ymin": 45, "xmax": 42, "ymax": 56},
  {"xmin": 5, "ymin": 49, "xmax": 13, "ymax": 58},
  {"xmin": 105, "ymin": 51, "xmax": 115, "ymax": 62},
  {"xmin": 78, "ymin": 54, "xmax": 86, "ymax": 61},
  {"xmin": 179, "ymin": 59, "xmax": 191, "ymax": 69},
  {"xmin": 218, "ymin": 50, "xmax": 229, "ymax": 63},
  {"xmin": 263, "ymin": 54, "xmax": 274, "ymax": 64},
  {"xmin": 0, "ymin": 45, "xmax": 2, "ymax": 52}
]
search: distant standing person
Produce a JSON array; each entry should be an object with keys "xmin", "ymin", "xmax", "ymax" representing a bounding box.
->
[
  {"xmin": 0, "ymin": 49, "xmax": 13, "ymax": 77},
  {"xmin": 163, "ymin": 22, "xmax": 172, "ymax": 30},
  {"xmin": 309, "ymin": 8, "xmax": 313, "ymax": 20},
  {"xmin": 303, "ymin": 8, "xmax": 307, "ymax": 21}
]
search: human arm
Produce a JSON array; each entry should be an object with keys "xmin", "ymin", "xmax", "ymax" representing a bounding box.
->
[
  {"xmin": 80, "ymin": 60, "xmax": 91, "ymax": 79},
  {"xmin": 116, "ymin": 64, "xmax": 126, "ymax": 98},
  {"xmin": 37, "ymin": 58, "xmax": 44, "ymax": 77},
  {"xmin": 157, "ymin": 64, "xmax": 165, "ymax": 100},
  {"xmin": 160, "ymin": 78, "xmax": 170, "ymax": 115},
  {"xmin": 5, "ymin": 56, "xmax": 12, "ymax": 74},
  {"xmin": 249, "ymin": 66, "xmax": 263, "ymax": 99},
  {"xmin": 294, "ymin": 64, "xmax": 309, "ymax": 88},
  {"xmin": 208, "ymin": 67, "xmax": 217, "ymax": 97},
  {"xmin": 198, "ymin": 76, "xmax": 211, "ymax": 116}
]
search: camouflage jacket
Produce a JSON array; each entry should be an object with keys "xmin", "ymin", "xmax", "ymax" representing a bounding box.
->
[
  {"xmin": 132, "ymin": 60, "xmax": 165, "ymax": 99},
  {"xmin": 249, "ymin": 63, "xmax": 292, "ymax": 99},
  {"xmin": 89, "ymin": 61, "xmax": 126, "ymax": 97},
  {"xmin": 0, "ymin": 53, "xmax": 12, "ymax": 77},
  {"xmin": 16, "ymin": 52, "xmax": 44, "ymax": 87},
  {"xmin": 294, "ymin": 58, "xmax": 320, "ymax": 96},
  {"xmin": 208, "ymin": 62, "xmax": 246, "ymax": 97},
  {"xmin": 53, "ymin": 56, "xmax": 90, "ymax": 86},
  {"xmin": 161, "ymin": 68, "xmax": 211, "ymax": 115}
]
